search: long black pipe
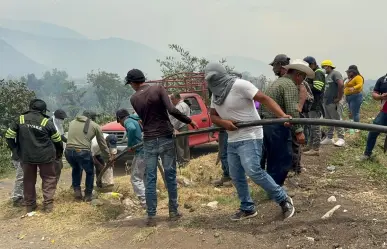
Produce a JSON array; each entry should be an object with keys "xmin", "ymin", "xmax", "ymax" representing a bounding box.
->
[{"xmin": 97, "ymin": 118, "xmax": 385, "ymax": 182}]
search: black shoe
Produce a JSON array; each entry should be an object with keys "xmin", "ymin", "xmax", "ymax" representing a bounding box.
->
[
  {"xmin": 169, "ymin": 212, "xmax": 182, "ymax": 221},
  {"xmin": 13, "ymin": 198, "xmax": 25, "ymax": 207},
  {"xmin": 146, "ymin": 216, "xmax": 157, "ymax": 227},
  {"xmin": 43, "ymin": 203, "xmax": 53, "ymax": 213},
  {"xmin": 84, "ymin": 194, "xmax": 92, "ymax": 202},
  {"xmin": 26, "ymin": 204, "xmax": 37, "ymax": 213},
  {"xmin": 230, "ymin": 210, "xmax": 258, "ymax": 221},
  {"xmin": 212, "ymin": 176, "xmax": 232, "ymax": 187},
  {"xmin": 280, "ymin": 196, "xmax": 295, "ymax": 219},
  {"xmin": 74, "ymin": 188, "xmax": 83, "ymax": 201}
]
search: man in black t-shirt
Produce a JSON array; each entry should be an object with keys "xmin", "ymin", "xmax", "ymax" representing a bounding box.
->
[{"xmin": 359, "ymin": 74, "xmax": 387, "ymax": 160}]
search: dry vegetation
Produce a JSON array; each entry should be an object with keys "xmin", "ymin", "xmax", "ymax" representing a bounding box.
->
[{"xmin": 1, "ymin": 101, "xmax": 387, "ymax": 248}]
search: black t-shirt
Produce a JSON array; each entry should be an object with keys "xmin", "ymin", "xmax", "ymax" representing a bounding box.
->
[{"xmin": 374, "ymin": 75, "xmax": 387, "ymax": 94}]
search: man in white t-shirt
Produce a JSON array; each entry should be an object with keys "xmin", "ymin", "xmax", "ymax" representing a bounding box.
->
[
  {"xmin": 91, "ymin": 133, "xmax": 118, "ymax": 188},
  {"xmin": 206, "ymin": 62, "xmax": 295, "ymax": 221}
]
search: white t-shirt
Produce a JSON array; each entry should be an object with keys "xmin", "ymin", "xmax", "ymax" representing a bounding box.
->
[
  {"xmin": 210, "ymin": 79, "xmax": 263, "ymax": 142},
  {"xmin": 91, "ymin": 133, "xmax": 109, "ymax": 156}
]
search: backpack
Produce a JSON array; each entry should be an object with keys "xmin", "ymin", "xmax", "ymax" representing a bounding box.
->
[{"xmin": 302, "ymin": 81, "xmax": 314, "ymax": 113}]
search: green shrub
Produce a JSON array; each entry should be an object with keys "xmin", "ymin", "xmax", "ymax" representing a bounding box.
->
[{"xmin": 0, "ymin": 138, "xmax": 13, "ymax": 177}]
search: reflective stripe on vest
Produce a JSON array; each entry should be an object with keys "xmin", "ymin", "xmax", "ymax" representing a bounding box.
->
[
  {"xmin": 41, "ymin": 118, "xmax": 49, "ymax": 127},
  {"xmin": 19, "ymin": 115, "xmax": 25, "ymax": 124}
]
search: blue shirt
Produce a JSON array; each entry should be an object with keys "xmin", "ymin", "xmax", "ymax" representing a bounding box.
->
[{"xmin": 124, "ymin": 115, "xmax": 144, "ymax": 155}]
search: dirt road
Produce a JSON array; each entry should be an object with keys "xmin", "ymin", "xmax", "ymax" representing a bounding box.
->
[{"xmin": 1, "ymin": 138, "xmax": 387, "ymax": 249}]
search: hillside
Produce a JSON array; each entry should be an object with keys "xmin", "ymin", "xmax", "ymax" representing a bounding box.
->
[
  {"xmin": 0, "ymin": 27, "xmax": 164, "ymax": 78},
  {"xmin": 0, "ymin": 19, "xmax": 87, "ymax": 40},
  {"xmin": 0, "ymin": 39, "xmax": 47, "ymax": 77}
]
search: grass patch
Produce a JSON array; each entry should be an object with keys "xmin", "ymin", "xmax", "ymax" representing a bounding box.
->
[{"xmin": 131, "ymin": 227, "xmax": 157, "ymax": 243}]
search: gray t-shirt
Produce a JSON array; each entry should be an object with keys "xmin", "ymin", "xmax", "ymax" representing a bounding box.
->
[{"xmin": 324, "ymin": 70, "xmax": 343, "ymax": 104}]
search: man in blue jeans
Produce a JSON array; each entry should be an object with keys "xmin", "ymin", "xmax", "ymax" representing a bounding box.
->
[
  {"xmin": 66, "ymin": 111, "xmax": 112, "ymax": 202},
  {"xmin": 212, "ymin": 130, "xmax": 233, "ymax": 187},
  {"xmin": 125, "ymin": 69, "xmax": 198, "ymax": 226},
  {"xmin": 206, "ymin": 62, "xmax": 295, "ymax": 221},
  {"xmin": 360, "ymin": 74, "xmax": 387, "ymax": 161}
]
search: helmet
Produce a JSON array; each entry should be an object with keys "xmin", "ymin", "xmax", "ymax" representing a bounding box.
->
[{"xmin": 321, "ymin": 60, "xmax": 335, "ymax": 69}]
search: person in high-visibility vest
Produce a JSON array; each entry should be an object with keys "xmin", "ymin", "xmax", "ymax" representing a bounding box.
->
[{"xmin": 5, "ymin": 99, "xmax": 63, "ymax": 213}]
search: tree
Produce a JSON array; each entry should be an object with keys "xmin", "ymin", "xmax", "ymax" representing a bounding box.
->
[
  {"xmin": 0, "ymin": 79, "xmax": 36, "ymax": 130},
  {"xmin": 157, "ymin": 44, "xmax": 234, "ymax": 78},
  {"xmin": 58, "ymin": 81, "xmax": 87, "ymax": 117},
  {"xmin": 241, "ymin": 71, "xmax": 270, "ymax": 91},
  {"xmin": 87, "ymin": 70, "xmax": 133, "ymax": 113}
]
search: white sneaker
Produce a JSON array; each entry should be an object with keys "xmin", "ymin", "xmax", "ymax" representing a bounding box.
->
[
  {"xmin": 334, "ymin": 138, "xmax": 345, "ymax": 147},
  {"xmin": 320, "ymin": 138, "xmax": 333, "ymax": 145}
]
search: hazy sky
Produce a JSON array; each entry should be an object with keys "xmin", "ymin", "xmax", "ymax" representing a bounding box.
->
[{"xmin": 1, "ymin": 0, "xmax": 386, "ymax": 79}]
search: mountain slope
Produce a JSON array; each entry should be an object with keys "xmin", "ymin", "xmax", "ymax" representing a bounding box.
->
[
  {"xmin": 0, "ymin": 27, "xmax": 164, "ymax": 78},
  {"xmin": 0, "ymin": 39, "xmax": 47, "ymax": 77},
  {"xmin": 0, "ymin": 19, "xmax": 87, "ymax": 40}
]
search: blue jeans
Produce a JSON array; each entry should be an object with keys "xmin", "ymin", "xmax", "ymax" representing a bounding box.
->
[
  {"xmin": 364, "ymin": 111, "xmax": 387, "ymax": 156},
  {"xmin": 65, "ymin": 149, "xmax": 94, "ymax": 194},
  {"xmin": 262, "ymin": 124, "xmax": 292, "ymax": 186},
  {"xmin": 219, "ymin": 131, "xmax": 229, "ymax": 178},
  {"xmin": 227, "ymin": 139, "xmax": 287, "ymax": 212},
  {"xmin": 144, "ymin": 136, "xmax": 178, "ymax": 217},
  {"xmin": 346, "ymin": 93, "xmax": 363, "ymax": 122}
]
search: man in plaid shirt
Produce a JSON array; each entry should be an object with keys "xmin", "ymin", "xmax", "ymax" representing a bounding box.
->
[{"xmin": 260, "ymin": 58, "xmax": 311, "ymax": 186}]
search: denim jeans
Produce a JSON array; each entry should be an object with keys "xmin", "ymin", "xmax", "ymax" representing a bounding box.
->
[
  {"xmin": 227, "ymin": 139, "xmax": 287, "ymax": 212},
  {"xmin": 346, "ymin": 93, "xmax": 363, "ymax": 122},
  {"xmin": 218, "ymin": 130, "xmax": 229, "ymax": 178},
  {"xmin": 144, "ymin": 136, "xmax": 178, "ymax": 217},
  {"xmin": 364, "ymin": 111, "xmax": 387, "ymax": 156},
  {"xmin": 262, "ymin": 124, "xmax": 292, "ymax": 186},
  {"xmin": 65, "ymin": 149, "xmax": 94, "ymax": 195}
]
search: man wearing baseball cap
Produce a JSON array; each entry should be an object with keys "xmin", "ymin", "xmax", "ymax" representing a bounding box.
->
[
  {"xmin": 125, "ymin": 68, "xmax": 198, "ymax": 226},
  {"xmin": 303, "ymin": 56, "xmax": 326, "ymax": 156}
]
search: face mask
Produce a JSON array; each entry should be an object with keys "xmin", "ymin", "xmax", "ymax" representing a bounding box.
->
[
  {"xmin": 56, "ymin": 119, "xmax": 64, "ymax": 125},
  {"xmin": 321, "ymin": 69, "xmax": 327, "ymax": 75}
]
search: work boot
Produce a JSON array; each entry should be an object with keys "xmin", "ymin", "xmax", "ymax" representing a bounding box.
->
[
  {"xmin": 303, "ymin": 149, "xmax": 320, "ymax": 156},
  {"xmin": 280, "ymin": 196, "xmax": 295, "ymax": 220},
  {"xmin": 146, "ymin": 216, "xmax": 157, "ymax": 227},
  {"xmin": 169, "ymin": 212, "xmax": 183, "ymax": 221},
  {"xmin": 74, "ymin": 188, "xmax": 83, "ymax": 201},
  {"xmin": 13, "ymin": 198, "xmax": 25, "ymax": 207},
  {"xmin": 212, "ymin": 176, "xmax": 232, "ymax": 187},
  {"xmin": 26, "ymin": 204, "xmax": 37, "ymax": 213},
  {"xmin": 43, "ymin": 203, "xmax": 53, "ymax": 213},
  {"xmin": 84, "ymin": 194, "xmax": 93, "ymax": 202}
]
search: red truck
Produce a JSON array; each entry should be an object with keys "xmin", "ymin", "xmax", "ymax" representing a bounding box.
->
[{"xmin": 101, "ymin": 72, "xmax": 218, "ymax": 160}]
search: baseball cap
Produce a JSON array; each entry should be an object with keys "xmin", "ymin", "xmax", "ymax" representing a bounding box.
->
[
  {"xmin": 116, "ymin": 109, "xmax": 130, "ymax": 122},
  {"xmin": 29, "ymin": 99, "xmax": 49, "ymax": 112},
  {"xmin": 54, "ymin": 109, "xmax": 68, "ymax": 120},
  {"xmin": 125, "ymin": 69, "xmax": 146, "ymax": 85},
  {"xmin": 106, "ymin": 134, "xmax": 118, "ymax": 149},
  {"xmin": 303, "ymin": 56, "xmax": 317, "ymax": 65},
  {"xmin": 82, "ymin": 110, "xmax": 98, "ymax": 121},
  {"xmin": 269, "ymin": 54, "xmax": 290, "ymax": 66}
]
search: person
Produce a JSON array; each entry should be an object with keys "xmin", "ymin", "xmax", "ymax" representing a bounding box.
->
[
  {"xmin": 91, "ymin": 133, "xmax": 118, "ymax": 189},
  {"xmin": 344, "ymin": 65, "xmax": 364, "ymax": 125},
  {"xmin": 359, "ymin": 74, "xmax": 387, "ymax": 161},
  {"xmin": 261, "ymin": 59, "xmax": 312, "ymax": 186},
  {"xmin": 206, "ymin": 62, "xmax": 295, "ymax": 220},
  {"xmin": 116, "ymin": 109, "xmax": 147, "ymax": 208},
  {"xmin": 10, "ymin": 148, "xmax": 24, "ymax": 207},
  {"xmin": 65, "ymin": 110, "xmax": 112, "ymax": 202},
  {"xmin": 320, "ymin": 60, "xmax": 345, "ymax": 147},
  {"xmin": 264, "ymin": 55, "xmax": 308, "ymax": 176},
  {"xmin": 125, "ymin": 68, "xmax": 198, "ymax": 226},
  {"xmin": 49, "ymin": 109, "xmax": 68, "ymax": 184},
  {"xmin": 212, "ymin": 130, "xmax": 233, "ymax": 187},
  {"xmin": 303, "ymin": 56, "xmax": 326, "ymax": 156},
  {"xmin": 5, "ymin": 99, "xmax": 63, "ymax": 213},
  {"xmin": 169, "ymin": 92, "xmax": 191, "ymax": 166}
]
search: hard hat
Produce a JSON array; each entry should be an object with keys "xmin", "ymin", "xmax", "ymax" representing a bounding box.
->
[
  {"xmin": 321, "ymin": 60, "xmax": 335, "ymax": 69},
  {"xmin": 303, "ymin": 56, "xmax": 317, "ymax": 65}
]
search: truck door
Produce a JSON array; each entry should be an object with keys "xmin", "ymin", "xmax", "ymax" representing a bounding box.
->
[{"xmin": 184, "ymin": 96, "xmax": 211, "ymax": 146}]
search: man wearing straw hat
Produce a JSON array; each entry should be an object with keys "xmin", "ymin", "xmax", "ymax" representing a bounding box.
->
[{"xmin": 261, "ymin": 59, "xmax": 314, "ymax": 186}]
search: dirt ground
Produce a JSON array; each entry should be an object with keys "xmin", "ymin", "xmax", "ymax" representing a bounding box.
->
[{"xmin": 1, "ymin": 134, "xmax": 387, "ymax": 249}]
